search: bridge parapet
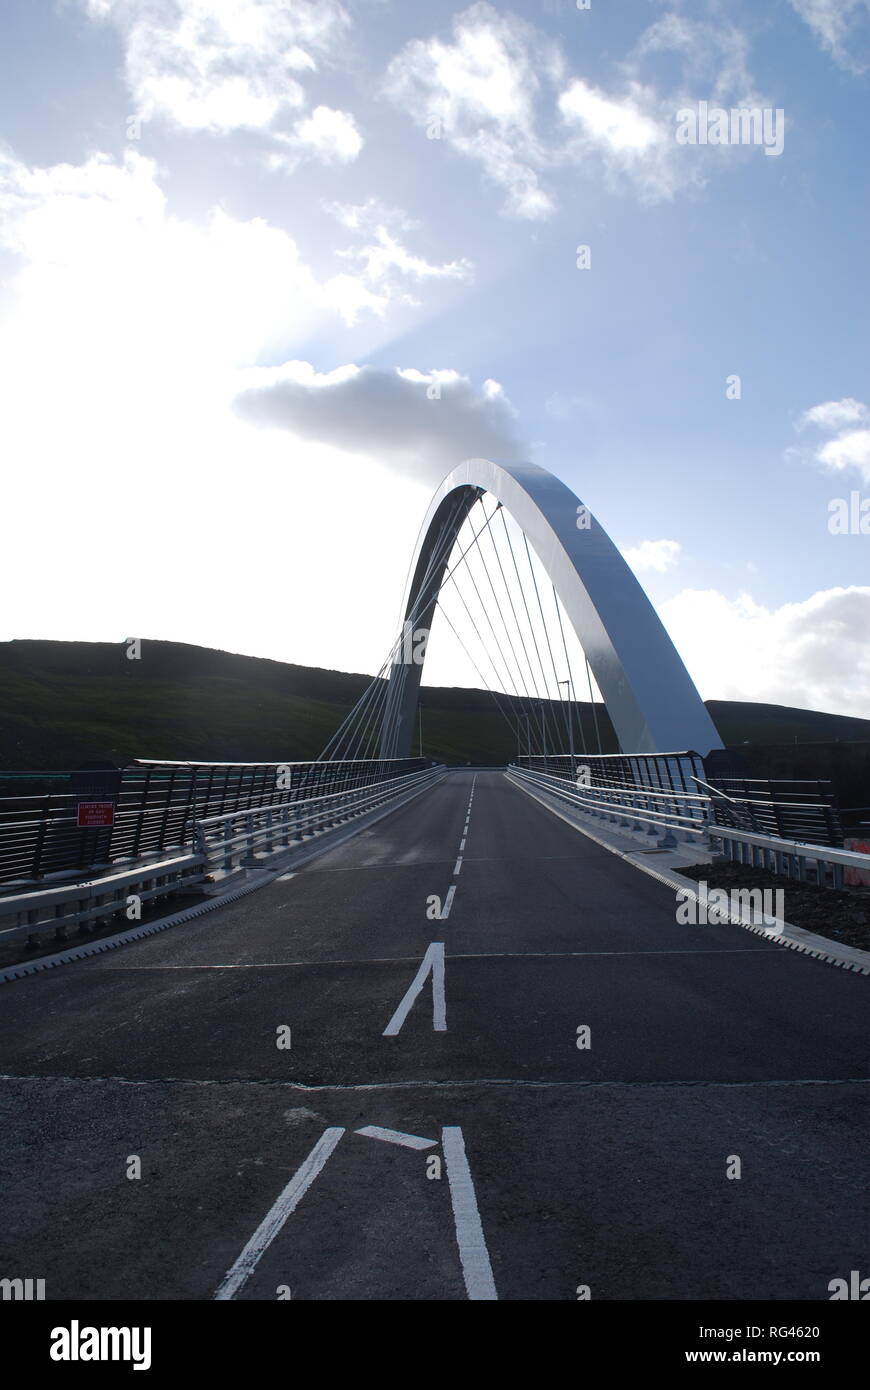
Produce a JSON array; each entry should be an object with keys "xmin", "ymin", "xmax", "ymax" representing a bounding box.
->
[
  {"xmin": 0, "ymin": 757, "xmax": 433, "ymax": 891},
  {"xmin": 508, "ymin": 757, "xmax": 867, "ymax": 889},
  {"xmin": 0, "ymin": 764, "xmax": 446, "ymax": 954}
]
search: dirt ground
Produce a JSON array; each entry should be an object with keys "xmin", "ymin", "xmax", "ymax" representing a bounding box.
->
[{"xmin": 679, "ymin": 859, "xmax": 870, "ymax": 953}]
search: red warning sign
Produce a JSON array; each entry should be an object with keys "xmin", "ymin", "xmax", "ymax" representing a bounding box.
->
[{"xmin": 76, "ymin": 801, "xmax": 115, "ymax": 828}]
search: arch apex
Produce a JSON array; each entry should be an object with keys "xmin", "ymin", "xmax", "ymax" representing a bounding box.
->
[{"xmin": 380, "ymin": 458, "xmax": 723, "ymax": 759}]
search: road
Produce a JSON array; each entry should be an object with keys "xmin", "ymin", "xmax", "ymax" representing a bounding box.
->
[{"xmin": 0, "ymin": 770, "xmax": 867, "ymax": 1301}]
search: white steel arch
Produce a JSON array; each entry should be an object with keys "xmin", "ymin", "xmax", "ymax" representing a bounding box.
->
[{"xmin": 380, "ymin": 458, "xmax": 723, "ymax": 758}]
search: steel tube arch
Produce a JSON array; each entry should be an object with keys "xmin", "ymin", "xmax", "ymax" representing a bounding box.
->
[{"xmin": 379, "ymin": 458, "xmax": 723, "ymax": 759}]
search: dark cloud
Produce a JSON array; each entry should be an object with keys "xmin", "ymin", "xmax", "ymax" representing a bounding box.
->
[{"xmin": 233, "ymin": 362, "xmax": 527, "ymax": 482}]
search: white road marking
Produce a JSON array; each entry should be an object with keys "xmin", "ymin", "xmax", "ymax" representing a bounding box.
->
[
  {"xmin": 442, "ymin": 1126, "xmax": 497, "ymax": 1301},
  {"xmin": 275, "ymin": 872, "xmax": 296, "ymax": 882},
  {"xmin": 453, "ymin": 857, "xmax": 463, "ymax": 875},
  {"xmin": 459, "ymin": 838, "xmax": 466, "ymax": 851},
  {"xmin": 214, "ymin": 1126, "xmax": 345, "ymax": 1300},
  {"xmin": 441, "ymin": 885, "xmax": 457, "ymax": 919},
  {"xmin": 354, "ymin": 1126, "xmax": 437, "ymax": 1149},
  {"xmin": 383, "ymin": 942, "xmax": 446, "ymax": 1035}
]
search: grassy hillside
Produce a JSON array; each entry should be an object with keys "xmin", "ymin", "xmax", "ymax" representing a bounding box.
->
[{"xmin": 1, "ymin": 638, "xmax": 868, "ymax": 771}]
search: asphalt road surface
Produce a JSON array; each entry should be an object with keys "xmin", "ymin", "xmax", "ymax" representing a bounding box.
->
[{"xmin": 0, "ymin": 770, "xmax": 867, "ymax": 1301}]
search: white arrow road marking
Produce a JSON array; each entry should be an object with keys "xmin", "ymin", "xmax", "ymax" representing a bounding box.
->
[
  {"xmin": 383, "ymin": 941, "xmax": 446, "ymax": 1036},
  {"xmin": 442, "ymin": 1126, "xmax": 498, "ymax": 1301},
  {"xmin": 214, "ymin": 1126, "xmax": 345, "ymax": 1300},
  {"xmin": 355, "ymin": 1126, "xmax": 438, "ymax": 1149}
]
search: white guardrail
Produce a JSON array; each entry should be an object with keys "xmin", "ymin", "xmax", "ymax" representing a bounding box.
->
[
  {"xmin": 192, "ymin": 765, "xmax": 444, "ymax": 872},
  {"xmin": 507, "ymin": 764, "xmax": 710, "ymax": 844},
  {"xmin": 507, "ymin": 764, "xmax": 870, "ymax": 889},
  {"xmin": 0, "ymin": 765, "xmax": 446, "ymax": 949}
]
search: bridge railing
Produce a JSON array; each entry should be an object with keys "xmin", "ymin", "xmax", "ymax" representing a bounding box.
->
[
  {"xmin": 507, "ymin": 760, "xmax": 709, "ymax": 846},
  {"xmin": 0, "ymin": 764, "xmax": 446, "ymax": 951},
  {"xmin": 508, "ymin": 759, "xmax": 869, "ymax": 887},
  {"xmin": 0, "ymin": 853, "xmax": 206, "ymax": 952},
  {"xmin": 512, "ymin": 753, "xmax": 845, "ymax": 844},
  {"xmin": 694, "ymin": 775, "xmax": 844, "ymax": 846},
  {"xmin": 702, "ymin": 824, "xmax": 869, "ymax": 892},
  {"xmin": 0, "ymin": 757, "xmax": 431, "ymax": 890},
  {"xmin": 513, "ymin": 751, "xmax": 706, "ymax": 798},
  {"xmin": 193, "ymin": 765, "xmax": 445, "ymax": 874}
]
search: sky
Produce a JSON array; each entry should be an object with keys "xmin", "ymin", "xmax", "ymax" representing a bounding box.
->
[{"xmin": 0, "ymin": 0, "xmax": 868, "ymax": 719}]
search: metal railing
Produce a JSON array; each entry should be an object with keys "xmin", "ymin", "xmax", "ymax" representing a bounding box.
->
[
  {"xmin": 698, "ymin": 776, "xmax": 843, "ymax": 846},
  {"xmin": 193, "ymin": 765, "xmax": 445, "ymax": 874},
  {"xmin": 0, "ymin": 763, "xmax": 446, "ymax": 950},
  {"xmin": 705, "ymin": 824, "xmax": 870, "ymax": 892},
  {"xmin": 508, "ymin": 760, "xmax": 870, "ymax": 889},
  {"xmin": 508, "ymin": 761, "xmax": 710, "ymax": 845},
  {"xmin": 0, "ymin": 757, "xmax": 431, "ymax": 889},
  {"xmin": 0, "ymin": 854, "xmax": 206, "ymax": 948},
  {"xmin": 514, "ymin": 750, "xmax": 706, "ymax": 798}
]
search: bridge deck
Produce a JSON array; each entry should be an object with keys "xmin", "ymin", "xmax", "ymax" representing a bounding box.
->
[{"xmin": 0, "ymin": 771, "xmax": 866, "ymax": 1300}]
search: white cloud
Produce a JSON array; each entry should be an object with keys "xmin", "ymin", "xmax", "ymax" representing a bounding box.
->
[
  {"xmin": 789, "ymin": 0, "xmax": 870, "ymax": 72},
  {"xmin": 622, "ymin": 539, "xmax": 681, "ymax": 573},
  {"xmin": 267, "ymin": 106, "xmax": 363, "ymax": 171},
  {"xmin": 662, "ymin": 586, "xmax": 870, "ymax": 716},
  {"xmin": 556, "ymin": 77, "xmax": 688, "ymax": 203},
  {"xmin": 83, "ymin": 0, "xmax": 362, "ymax": 159},
  {"xmin": 558, "ymin": 81, "xmax": 660, "ymax": 153},
  {"xmin": 320, "ymin": 200, "xmax": 473, "ymax": 314},
  {"xmin": 233, "ymin": 362, "xmax": 525, "ymax": 483},
  {"xmin": 817, "ymin": 430, "xmax": 870, "ymax": 478},
  {"xmin": 632, "ymin": 13, "xmax": 758, "ymax": 108},
  {"xmin": 801, "ymin": 397, "xmax": 869, "ymax": 431},
  {"xmin": 0, "ymin": 142, "xmax": 454, "ymax": 673},
  {"xmin": 326, "ymin": 198, "xmax": 417, "ymax": 235},
  {"xmin": 84, "ymin": 0, "xmax": 348, "ymax": 130},
  {"xmin": 797, "ymin": 398, "xmax": 870, "ymax": 483},
  {"xmin": 340, "ymin": 227, "xmax": 472, "ymax": 287},
  {"xmin": 577, "ymin": 12, "xmax": 772, "ymax": 202},
  {"xmin": 384, "ymin": 2, "xmax": 774, "ymax": 215},
  {"xmin": 384, "ymin": 2, "xmax": 559, "ymax": 220},
  {"xmin": 0, "ymin": 147, "xmax": 393, "ymax": 360}
]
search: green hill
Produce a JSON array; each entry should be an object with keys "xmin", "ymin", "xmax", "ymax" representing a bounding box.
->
[{"xmin": 1, "ymin": 638, "xmax": 869, "ymax": 772}]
